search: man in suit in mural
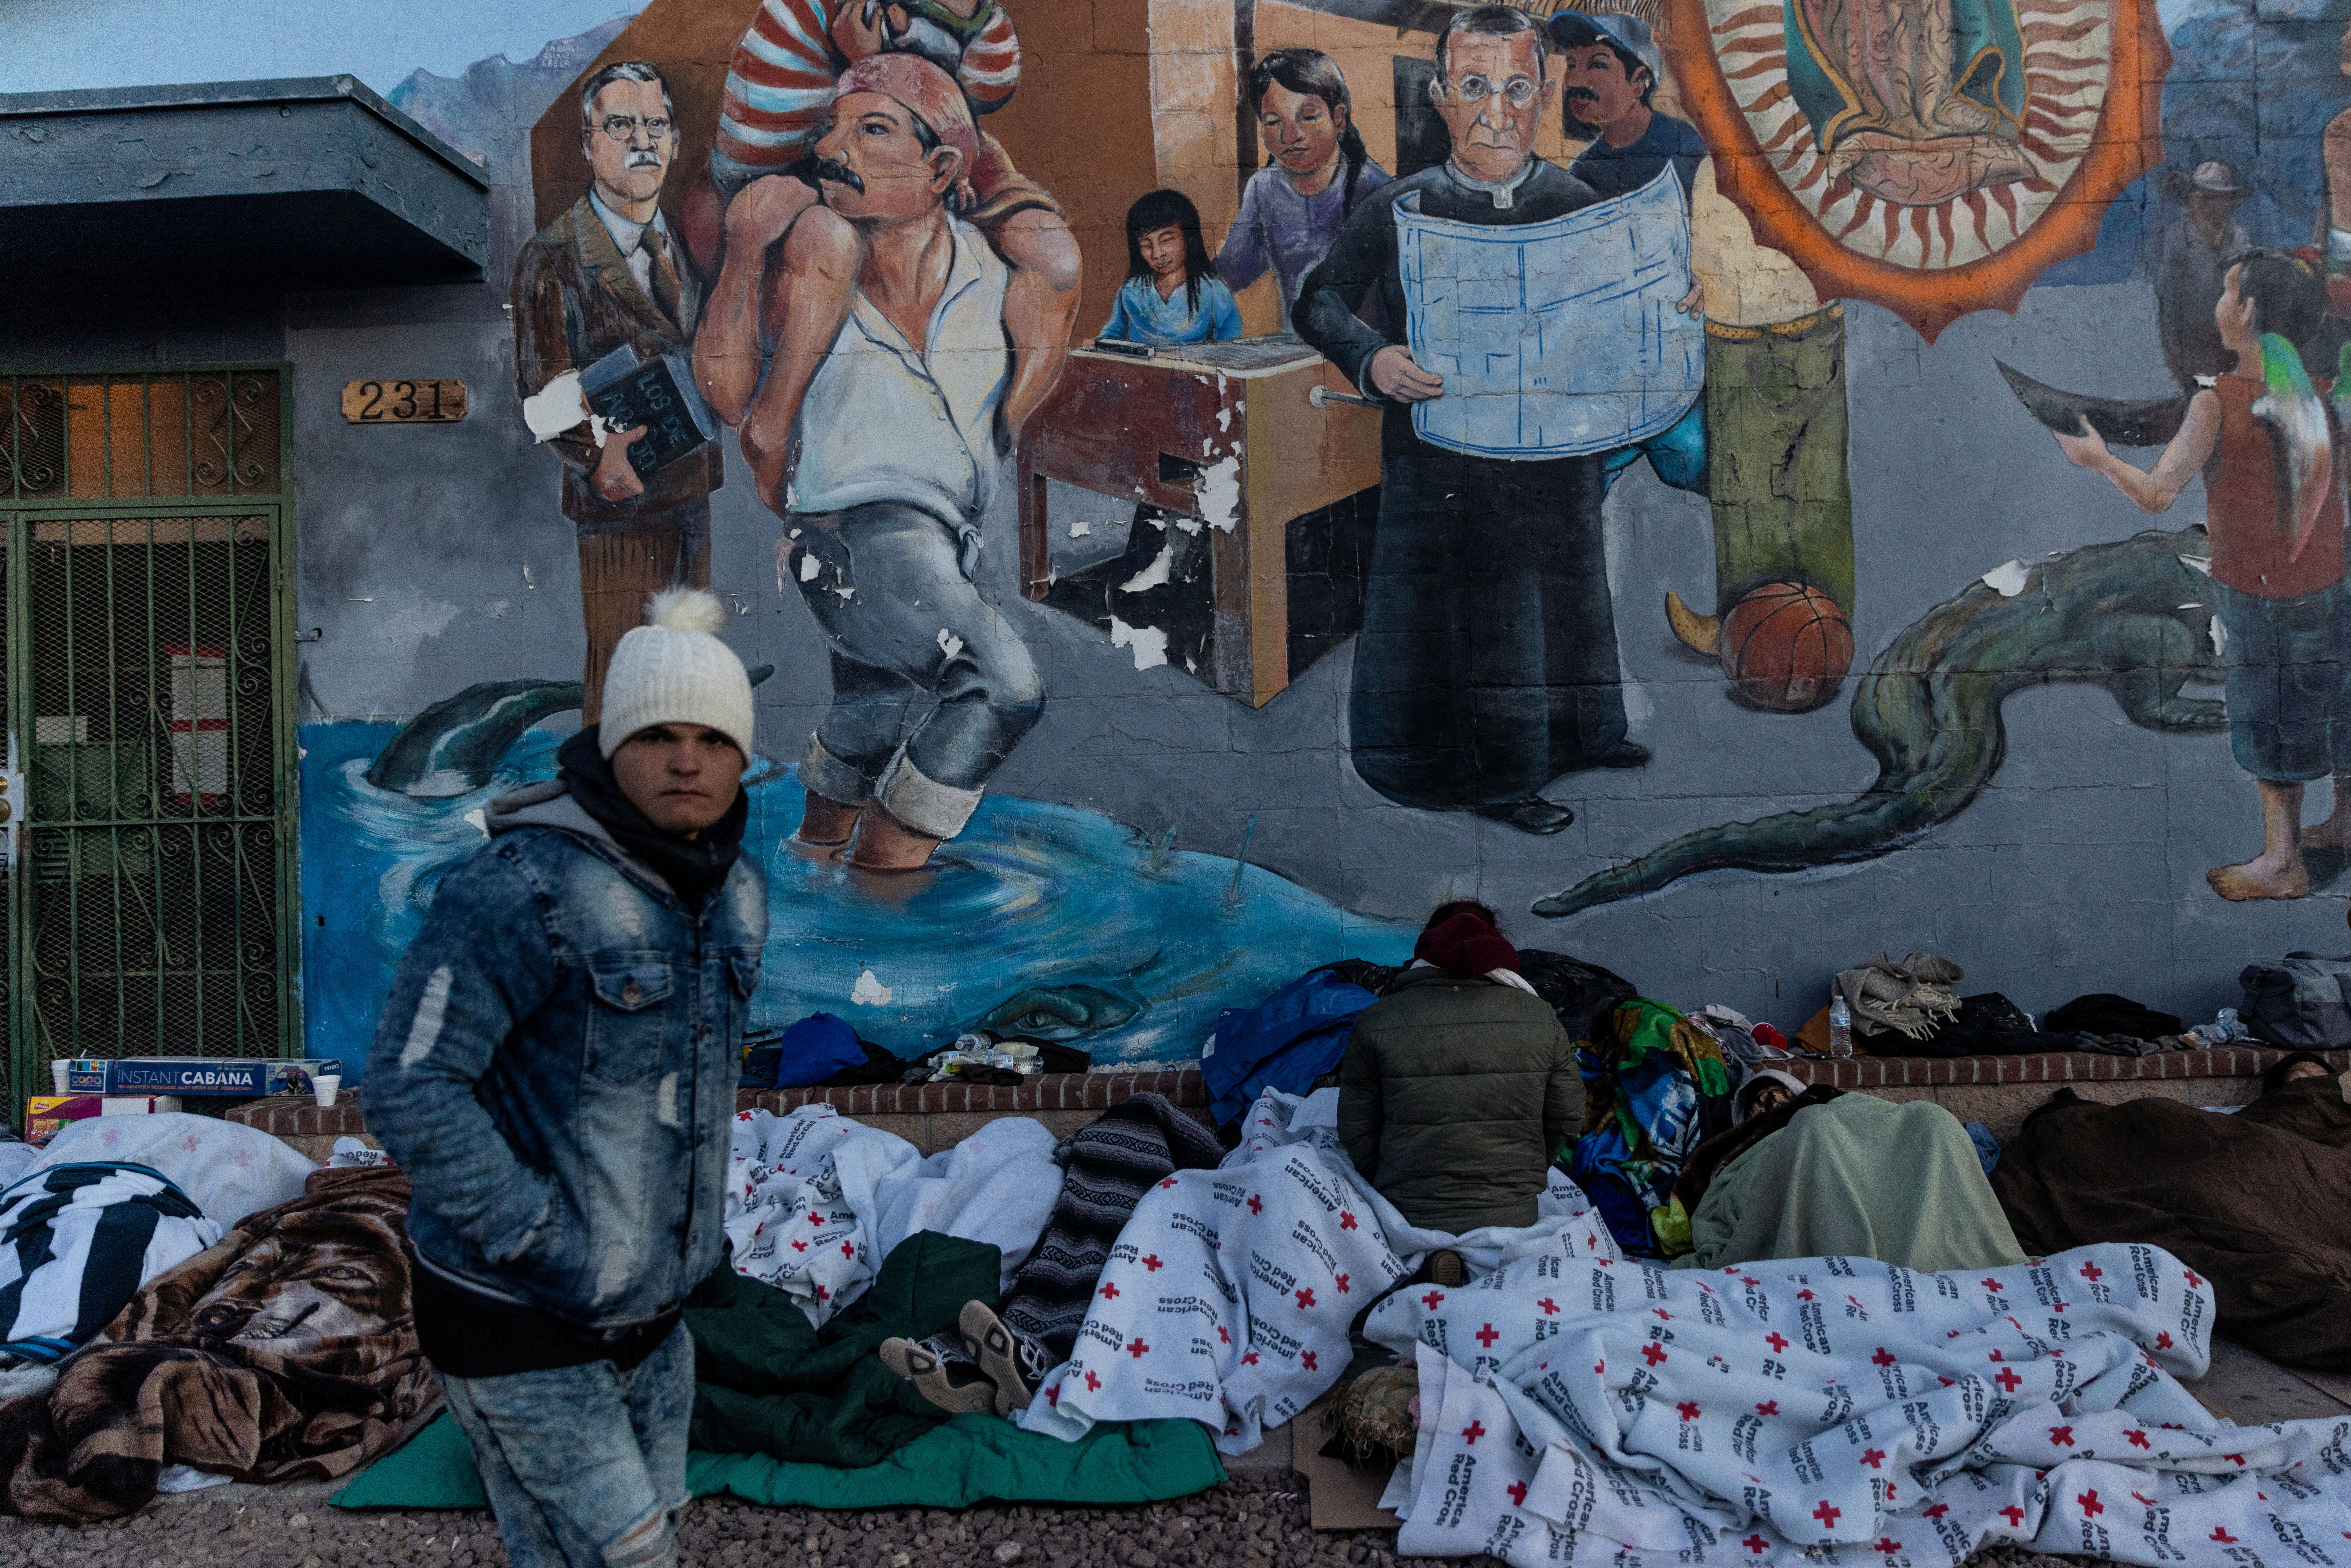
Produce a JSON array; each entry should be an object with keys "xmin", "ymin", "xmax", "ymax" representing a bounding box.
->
[
  {"xmin": 1294, "ymin": 4, "xmax": 1649, "ymax": 836},
  {"xmin": 695, "ymin": 54, "xmax": 1049, "ymax": 873},
  {"xmin": 512, "ymin": 61, "xmax": 721, "ymax": 727}
]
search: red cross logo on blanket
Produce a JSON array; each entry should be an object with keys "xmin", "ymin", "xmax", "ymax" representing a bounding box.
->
[
  {"xmin": 1143, "ymin": 1255, "xmax": 1163, "ymax": 1272},
  {"xmin": 1995, "ymin": 1368, "xmax": 2023, "ymax": 1392},
  {"xmin": 1218, "ymin": 1326, "xmax": 1230, "ymax": 1343},
  {"xmin": 1462, "ymin": 1421, "xmax": 1486, "ymax": 1444},
  {"xmin": 1924, "ymin": 1505, "xmax": 1949, "ymax": 1520},
  {"xmin": 1655, "ymin": 1309, "xmax": 1672, "ymax": 1320},
  {"xmin": 2185, "ymin": 1269, "xmax": 2203, "ymax": 1289},
  {"xmin": 816, "ymin": 1284, "xmax": 830, "ymax": 1301},
  {"xmin": 1873, "ymin": 1539, "xmax": 1901, "ymax": 1554},
  {"xmin": 1981, "ymin": 1279, "xmax": 2004, "ymax": 1292},
  {"xmin": 1538, "ymin": 1298, "xmax": 1559, "ymax": 1315},
  {"xmin": 1247, "ymin": 1195, "xmax": 1263, "ymax": 1215},
  {"xmin": 1422, "ymin": 1291, "xmax": 1446, "ymax": 1309},
  {"xmin": 1872, "ymin": 1348, "xmax": 1896, "ymax": 1367},
  {"xmin": 2225, "ymin": 1453, "xmax": 2245, "ymax": 1465},
  {"xmin": 1302, "ymin": 1350, "xmax": 1318, "ymax": 1371},
  {"xmin": 1336, "ymin": 1275, "xmax": 1350, "ymax": 1293},
  {"xmin": 1339, "ymin": 1211, "xmax": 1357, "ymax": 1230},
  {"xmin": 1860, "ymin": 1449, "xmax": 1886, "ymax": 1468},
  {"xmin": 2211, "ymin": 1529, "xmax": 2238, "ymax": 1544},
  {"xmin": 1678, "ymin": 1401, "xmax": 1702, "ymax": 1420},
  {"xmin": 1158, "ymin": 1178, "xmax": 1178, "ymax": 1190},
  {"xmin": 1643, "ymin": 1344, "xmax": 1669, "ymax": 1367},
  {"xmin": 2125, "ymin": 1430, "xmax": 2148, "ymax": 1448},
  {"xmin": 1999, "ymin": 1506, "xmax": 2025, "ymax": 1527},
  {"xmin": 2154, "ymin": 1332, "xmax": 2173, "ymax": 1349},
  {"xmin": 1100, "ymin": 1283, "xmax": 1119, "ymax": 1300},
  {"xmin": 791, "ymin": 1240, "xmax": 807, "ymax": 1252},
  {"xmin": 2049, "ymin": 1427, "xmax": 2075, "ymax": 1447},
  {"xmin": 1045, "ymin": 1385, "xmax": 1060, "ymax": 1407},
  {"xmin": 1296, "ymin": 1288, "xmax": 1316, "ymax": 1309},
  {"xmin": 1743, "ymin": 1537, "xmax": 1770, "ymax": 1554},
  {"xmin": 809, "ymin": 1213, "xmax": 826, "ymax": 1227},
  {"xmin": 2133, "ymin": 1493, "xmax": 2158, "ymax": 1506},
  {"xmin": 1756, "ymin": 1401, "xmax": 1779, "ymax": 1416},
  {"xmin": 2079, "ymin": 1262, "xmax": 2102, "ymax": 1281},
  {"xmin": 1242, "ymin": 1351, "xmax": 1259, "ymax": 1365},
  {"xmin": 1477, "ymin": 1324, "xmax": 1500, "ymax": 1348},
  {"xmin": 1812, "ymin": 1502, "xmax": 1841, "ymax": 1527},
  {"xmin": 1085, "ymin": 1371, "xmax": 1101, "ymax": 1391},
  {"xmin": 2077, "ymin": 1491, "xmax": 2103, "ymax": 1517},
  {"xmin": 1126, "ymin": 1338, "xmax": 1150, "ymax": 1359},
  {"xmin": 1507, "ymin": 1481, "xmax": 1528, "ymax": 1507},
  {"xmin": 1797, "ymin": 1290, "xmax": 1816, "ymax": 1301},
  {"xmin": 841, "ymin": 1241, "xmax": 855, "ymax": 1259},
  {"xmin": 1742, "ymin": 1276, "xmax": 1760, "ymax": 1286},
  {"xmin": 1766, "ymin": 1333, "xmax": 1790, "ymax": 1354}
]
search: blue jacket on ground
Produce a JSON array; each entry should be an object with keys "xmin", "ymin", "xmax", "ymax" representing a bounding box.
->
[
  {"xmin": 365, "ymin": 778, "xmax": 766, "ymax": 1328},
  {"xmin": 1202, "ymin": 968, "xmax": 1378, "ymax": 1124}
]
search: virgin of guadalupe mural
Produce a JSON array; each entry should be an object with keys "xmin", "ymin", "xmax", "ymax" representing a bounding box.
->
[{"xmin": 1785, "ymin": 0, "xmax": 2034, "ymax": 205}]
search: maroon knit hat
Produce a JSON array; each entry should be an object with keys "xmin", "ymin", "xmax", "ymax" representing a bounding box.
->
[{"xmin": 1413, "ymin": 911, "xmax": 1520, "ymax": 976}]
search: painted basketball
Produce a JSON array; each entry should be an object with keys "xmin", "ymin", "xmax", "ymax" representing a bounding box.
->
[{"xmin": 1718, "ymin": 583, "xmax": 1854, "ymax": 713}]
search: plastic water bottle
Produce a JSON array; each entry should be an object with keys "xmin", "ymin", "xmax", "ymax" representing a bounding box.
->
[
  {"xmin": 1828, "ymin": 995, "xmax": 1853, "ymax": 1057},
  {"xmin": 2217, "ymin": 1006, "xmax": 2241, "ymax": 1042}
]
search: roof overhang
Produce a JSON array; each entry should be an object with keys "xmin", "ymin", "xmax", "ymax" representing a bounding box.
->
[{"xmin": 0, "ymin": 76, "xmax": 489, "ymax": 289}]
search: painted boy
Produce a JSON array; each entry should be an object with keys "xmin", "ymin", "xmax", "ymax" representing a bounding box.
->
[
  {"xmin": 684, "ymin": 0, "xmax": 1080, "ymax": 446},
  {"xmin": 2055, "ymin": 249, "xmax": 2348, "ymax": 900}
]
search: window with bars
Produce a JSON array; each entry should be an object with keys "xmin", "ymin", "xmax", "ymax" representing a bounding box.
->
[{"xmin": 0, "ymin": 370, "xmax": 296, "ymax": 1110}]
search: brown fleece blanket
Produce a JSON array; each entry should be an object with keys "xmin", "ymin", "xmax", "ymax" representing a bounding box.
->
[
  {"xmin": 0, "ymin": 1164, "xmax": 437, "ymax": 1520},
  {"xmin": 1991, "ymin": 1077, "xmax": 2351, "ymax": 1369}
]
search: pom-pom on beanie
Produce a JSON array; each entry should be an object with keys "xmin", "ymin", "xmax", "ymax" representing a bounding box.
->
[{"xmin": 596, "ymin": 588, "xmax": 756, "ymax": 760}]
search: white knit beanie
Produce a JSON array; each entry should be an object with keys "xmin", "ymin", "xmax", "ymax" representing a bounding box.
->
[{"xmin": 596, "ymin": 589, "xmax": 756, "ymax": 759}]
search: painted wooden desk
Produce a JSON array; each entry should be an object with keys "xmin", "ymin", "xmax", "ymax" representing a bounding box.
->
[{"xmin": 1016, "ymin": 335, "xmax": 1383, "ymax": 708}]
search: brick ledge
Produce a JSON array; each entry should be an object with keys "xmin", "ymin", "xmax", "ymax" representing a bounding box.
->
[
  {"xmin": 225, "ymin": 1069, "xmax": 1207, "ymax": 1136},
  {"xmin": 1779, "ymin": 1047, "xmax": 2347, "ymax": 1089}
]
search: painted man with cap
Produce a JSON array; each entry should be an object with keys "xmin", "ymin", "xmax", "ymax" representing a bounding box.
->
[
  {"xmin": 367, "ymin": 589, "xmax": 765, "ymax": 1568},
  {"xmin": 2155, "ymin": 160, "xmax": 2253, "ymax": 390},
  {"xmin": 697, "ymin": 53, "xmax": 1049, "ymax": 872}
]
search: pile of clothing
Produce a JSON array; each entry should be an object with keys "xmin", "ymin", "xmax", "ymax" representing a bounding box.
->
[{"xmin": 1568, "ymin": 997, "xmax": 1736, "ymax": 1256}]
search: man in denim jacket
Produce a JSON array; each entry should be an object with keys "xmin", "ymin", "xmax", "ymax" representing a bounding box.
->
[{"xmin": 368, "ymin": 589, "xmax": 765, "ymax": 1568}]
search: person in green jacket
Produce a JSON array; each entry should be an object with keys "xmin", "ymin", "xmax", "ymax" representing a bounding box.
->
[{"xmin": 1337, "ymin": 903, "xmax": 1585, "ymax": 1245}]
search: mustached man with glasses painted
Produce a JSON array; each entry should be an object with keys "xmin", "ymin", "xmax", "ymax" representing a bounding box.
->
[
  {"xmin": 1296, "ymin": 6, "xmax": 1649, "ymax": 839},
  {"xmin": 513, "ymin": 62, "xmax": 723, "ymax": 726}
]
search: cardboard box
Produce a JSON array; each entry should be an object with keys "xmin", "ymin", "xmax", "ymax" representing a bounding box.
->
[
  {"xmin": 26, "ymin": 1094, "xmax": 102, "ymax": 1146},
  {"xmin": 100, "ymin": 1096, "xmax": 181, "ymax": 1116},
  {"xmin": 101, "ymin": 1058, "xmax": 340, "ymax": 1097},
  {"xmin": 65, "ymin": 1059, "xmax": 111, "ymax": 1094}
]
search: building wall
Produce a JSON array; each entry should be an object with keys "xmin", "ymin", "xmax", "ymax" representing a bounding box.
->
[{"xmin": 7, "ymin": 0, "xmax": 2348, "ymax": 1081}]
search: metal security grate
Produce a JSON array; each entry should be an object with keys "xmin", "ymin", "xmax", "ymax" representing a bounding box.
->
[{"xmin": 1, "ymin": 370, "xmax": 295, "ymax": 1113}]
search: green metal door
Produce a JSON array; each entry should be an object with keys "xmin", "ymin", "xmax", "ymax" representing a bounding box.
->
[{"xmin": 0, "ymin": 370, "xmax": 298, "ymax": 1113}]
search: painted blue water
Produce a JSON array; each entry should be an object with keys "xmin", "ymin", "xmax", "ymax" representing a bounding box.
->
[{"xmin": 299, "ymin": 722, "xmax": 1413, "ymax": 1082}]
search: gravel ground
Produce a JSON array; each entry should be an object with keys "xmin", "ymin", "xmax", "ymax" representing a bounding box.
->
[{"xmin": 0, "ymin": 1473, "xmax": 2094, "ymax": 1568}]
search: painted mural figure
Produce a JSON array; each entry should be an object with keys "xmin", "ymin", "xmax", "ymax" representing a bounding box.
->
[
  {"xmin": 1552, "ymin": 11, "xmax": 1708, "ymax": 500},
  {"xmin": 1295, "ymin": 4, "xmax": 1646, "ymax": 837},
  {"xmin": 697, "ymin": 56, "xmax": 1047, "ymax": 873},
  {"xmin": 1787, "ymin": 0, "xmax": 2034, "ymax": 203},
  {"xmin": 2155, "ymin": 162, "xmax": 2253, "ymax": 392},
  {"xmin": 1214, "ymin": 49, "xmax": 1393, "ymax": 332},
  {"xmin": 2053, "ymin": 251, "xmax": 2351, "ymax": 901},
  {"xmin": 684, "ymin": 0, "xmax": 1082, "ymax": 435},
  {"xmin": 511, "ymin": 61, "xmax": 719, "ymax": 726}
]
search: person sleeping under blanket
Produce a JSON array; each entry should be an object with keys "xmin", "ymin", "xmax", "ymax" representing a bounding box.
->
[
  {"xmin": 1662, "ymin": 1089, "xmax": 2029, "ymax": 1273},
  {"xmin": 1991, "ymin": 1050, "xmax": 2351, "ymax": 1369}
]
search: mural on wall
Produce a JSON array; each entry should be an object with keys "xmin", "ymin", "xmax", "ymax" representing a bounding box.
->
[{"xmin": 294, "ymin": 0, "xmax": 2351, "ymax": 1074}]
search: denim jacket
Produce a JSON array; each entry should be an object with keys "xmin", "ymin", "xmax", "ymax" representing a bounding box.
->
[{"xmin": 365, "ymin": 780, "xmax": 766, "ymax": 1327}]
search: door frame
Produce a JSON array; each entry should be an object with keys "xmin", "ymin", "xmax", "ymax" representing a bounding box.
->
[{"xmin": 0, "ymin": 362, "xmax": 298, "ymax": 1111}]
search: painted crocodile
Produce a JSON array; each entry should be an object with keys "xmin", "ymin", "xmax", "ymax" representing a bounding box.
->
[{"xmin": 1532, "ymin": 526, "xmax": 2229, "ymax": 919}]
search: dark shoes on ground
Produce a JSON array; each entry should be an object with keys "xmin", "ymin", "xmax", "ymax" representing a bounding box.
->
[{"xmin": 883, "ymin": 1302, "xmax": 1057, "ymax": 1419}]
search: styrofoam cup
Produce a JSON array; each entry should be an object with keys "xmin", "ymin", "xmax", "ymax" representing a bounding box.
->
[
  {"xmin": 48, "ymin": 1060, "xmax": 68, "ymax": 1096},
  {"xmin": 313, "ymin": 1074, "xmax": 342, "ymax": 1108}
]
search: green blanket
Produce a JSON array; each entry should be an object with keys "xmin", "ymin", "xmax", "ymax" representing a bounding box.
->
[
  {"xmin": 334, "ymin": 1232, "xmax": 1225, "ymax": 1512},
  {"xmin": 686, "ymin": 1231, "xmax": 1000, "ymax": 1467},
  {"xmin": 1679, "ymin": 1094, "xmax": 2026, "ymax": 1272},
  {"xmin": 331, "ymin": 1409, "xmax": 1225, "ymax": 1512}
]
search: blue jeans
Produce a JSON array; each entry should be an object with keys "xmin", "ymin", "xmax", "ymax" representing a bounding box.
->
[{"xmin": 439, "ymin": 1325, "xmax": 694, "ymax": 1568}]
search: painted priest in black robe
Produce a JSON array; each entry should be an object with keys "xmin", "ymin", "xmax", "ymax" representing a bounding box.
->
[{"xmin": 1295, "ymin": 3, "xmax": 1649, "ymax": 835}]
